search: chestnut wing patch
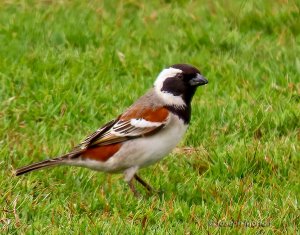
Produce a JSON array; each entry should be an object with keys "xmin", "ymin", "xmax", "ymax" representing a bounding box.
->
[
  {"xmin": 121, "ymin": 106, "xmax": 169, "ymax": 122},
  {"xmin": 82, "ymin": 143, "xmax": 122, "ymax": 161},
  {"xmin": 88, "ymin": 107, "xmax": 170, "ymax": 147}
]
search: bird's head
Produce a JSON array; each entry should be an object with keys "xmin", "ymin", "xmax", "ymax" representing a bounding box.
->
[{"xmin": 154, "ymin": 64, "xmax": 208, "ymax": 107}]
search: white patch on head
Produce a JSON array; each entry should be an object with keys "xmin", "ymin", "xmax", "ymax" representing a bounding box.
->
[
  {"xmin": 154, "ymin": 67, "xmax": 182, "ymax": 91},
  {"xmin": 154, "ymin": 67, "xmax": 186, "ymax": 107},
  {"xmin": 130, "ymin": 118, "xmax": 162, "ymax": 128}
]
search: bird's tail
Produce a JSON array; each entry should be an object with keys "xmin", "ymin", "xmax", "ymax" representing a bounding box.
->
[{"xmin": 15, "ymin": 156, "xmax": 68, "ymax": 176}]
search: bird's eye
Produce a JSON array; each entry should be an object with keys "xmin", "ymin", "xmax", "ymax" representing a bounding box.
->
[{"xmin": 177, "ymin": 73, "xmax": 183, "ymax": 79}]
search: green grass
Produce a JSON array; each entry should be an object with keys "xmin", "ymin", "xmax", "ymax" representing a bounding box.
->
[{"xmin": 1, "ymin": 0, "xmax": 299, "ymax": 234}]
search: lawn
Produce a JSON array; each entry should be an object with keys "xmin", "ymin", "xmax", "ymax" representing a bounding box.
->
[{"xmin": 0, "ymin": 0, "xmax": 299, "ymax": 234}]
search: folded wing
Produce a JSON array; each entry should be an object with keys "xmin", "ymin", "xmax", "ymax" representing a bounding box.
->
[{"xmin": 73, "ymin": 106, "xmax": 170, "ymax": 153}]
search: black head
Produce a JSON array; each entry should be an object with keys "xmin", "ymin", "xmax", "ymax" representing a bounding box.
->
[{"xmin": 154, "ymin": 64, "xmax": 208, "ymax": 106}]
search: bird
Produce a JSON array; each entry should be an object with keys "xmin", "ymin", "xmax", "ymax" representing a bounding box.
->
[{"xmin": 15, "ymin": 64, "xmax": 208, "ymax": 196}]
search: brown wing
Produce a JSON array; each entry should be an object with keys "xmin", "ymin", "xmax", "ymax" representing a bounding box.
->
[{"xmin": 74, "ymin": 106, "xmax": 170, "ymax": 152}]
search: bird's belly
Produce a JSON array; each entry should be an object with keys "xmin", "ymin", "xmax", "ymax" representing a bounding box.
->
[{"xmin": 106, "ymin": 116, "xmax": 188, "ymax": 171}]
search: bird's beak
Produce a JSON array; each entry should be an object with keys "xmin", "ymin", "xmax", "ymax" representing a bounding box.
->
[{"xmin": 190, "ymin": 74, "xmax": 208, "ymax": 86}]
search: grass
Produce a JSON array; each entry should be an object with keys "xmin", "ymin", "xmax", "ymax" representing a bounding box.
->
[{"xmin": 0, "ymin": 0, "xmax": 299, "ymax": 234}]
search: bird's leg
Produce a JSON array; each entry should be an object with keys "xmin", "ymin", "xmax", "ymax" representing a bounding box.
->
[
  {"xmin": 134, "ymin": 174, "xmax": 153, "ymax": 192},
  {"xmin": 124, "ymin": 166, "xmax": 141, "ymax": 197},
  {"xmin": 128, "ymin": 178, "xmax": 140, "ymax": 197}
]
